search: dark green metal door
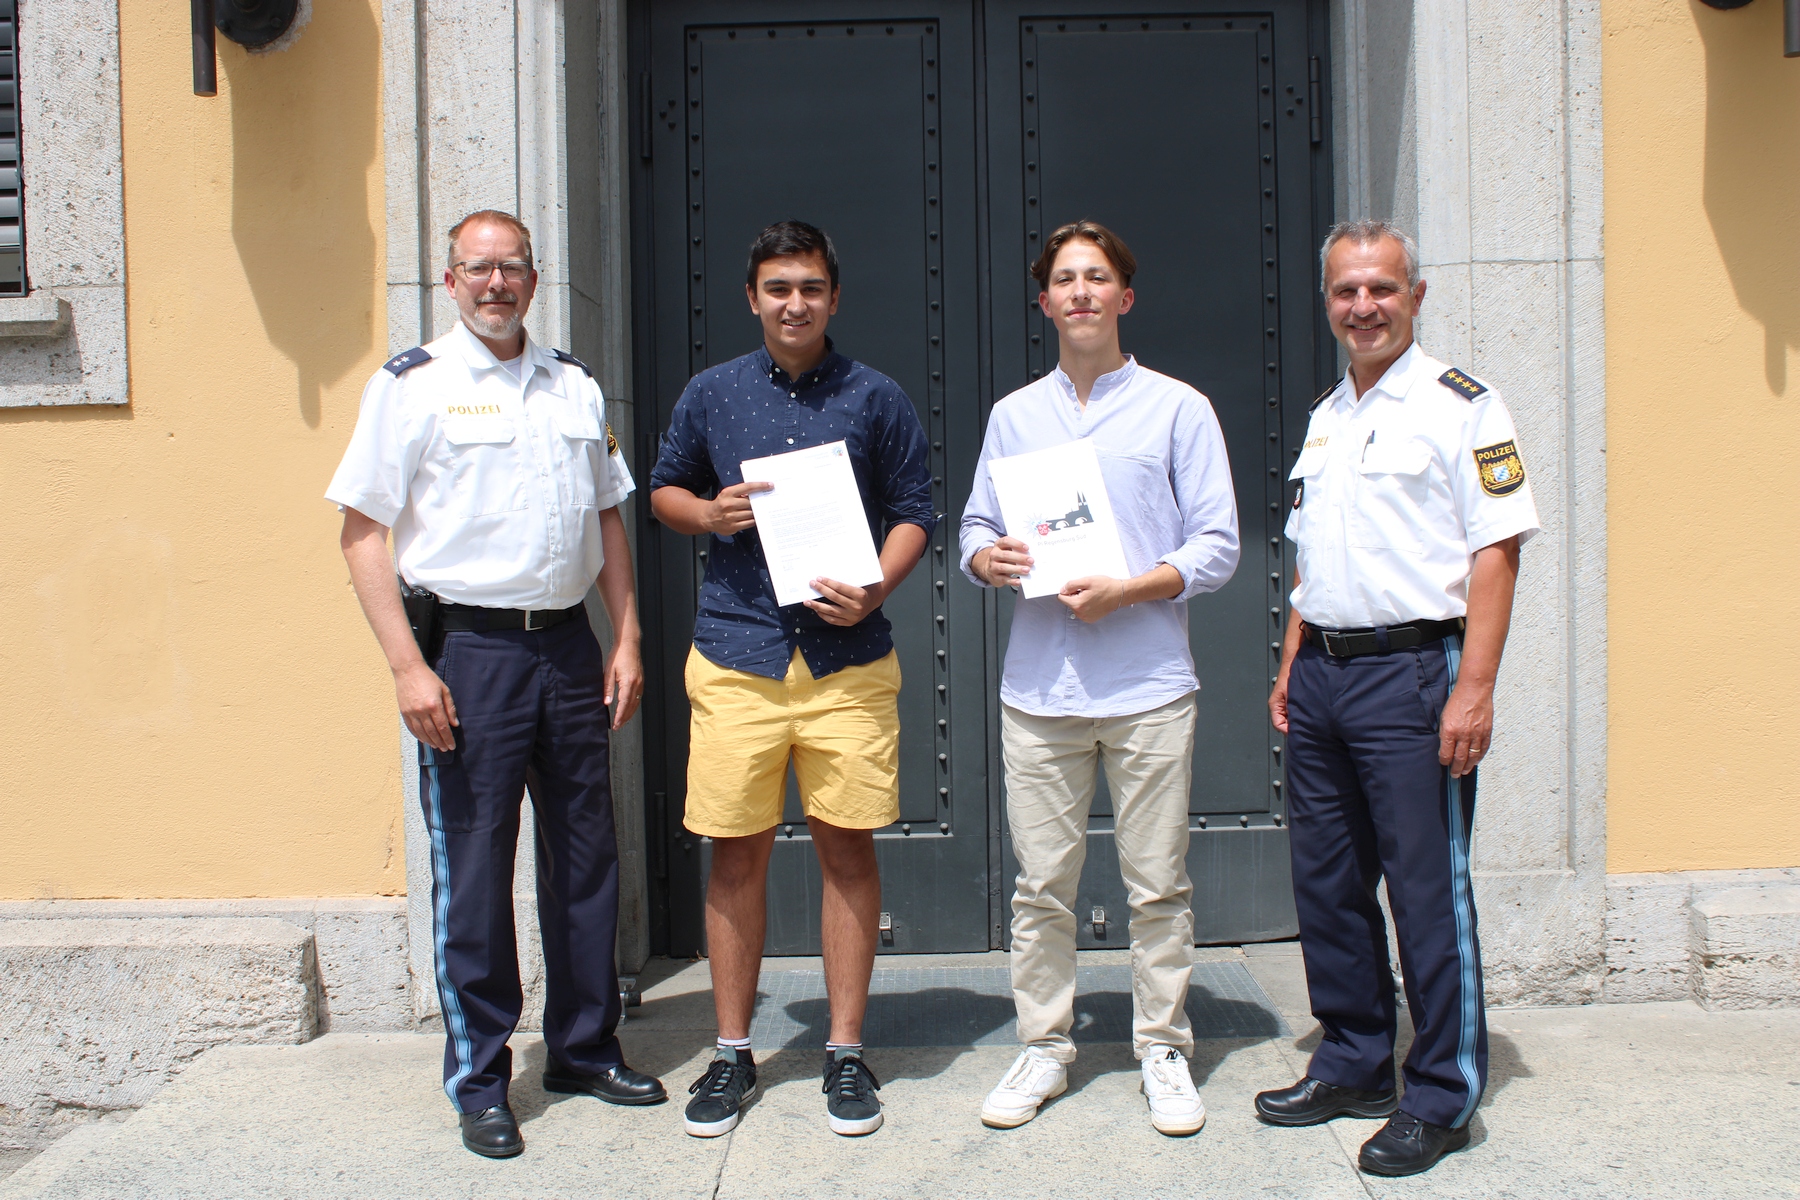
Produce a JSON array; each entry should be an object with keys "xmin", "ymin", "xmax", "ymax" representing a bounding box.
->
[{"xmin": 632, "ymin": 1, "xmax": 1332, "ymax": 956}]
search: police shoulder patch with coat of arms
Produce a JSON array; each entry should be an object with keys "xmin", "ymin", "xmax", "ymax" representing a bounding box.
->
[{"xmin": 1473, "ymin": 439, "xmax": 1526, "ymax": 497}]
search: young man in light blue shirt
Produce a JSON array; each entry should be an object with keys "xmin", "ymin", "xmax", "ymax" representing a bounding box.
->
[{"xmin": 959, "ymin": 220, "xmax": 1240, "ymax": 1136}]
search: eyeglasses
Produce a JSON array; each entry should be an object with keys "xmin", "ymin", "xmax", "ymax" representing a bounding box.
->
[{"xmin": 451, "ymin": 260, "xmax": 533, "ymax": 285}]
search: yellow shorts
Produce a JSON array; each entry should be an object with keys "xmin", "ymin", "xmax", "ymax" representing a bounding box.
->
[{"xmin": 682, "ymin": 646, "xmax": 901, "ymax": 838}]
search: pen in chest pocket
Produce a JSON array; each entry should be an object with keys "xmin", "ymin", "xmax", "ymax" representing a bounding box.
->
[{"xmin": 1362, "ymin": 430, "xmax": 1376, "ymax": 462}]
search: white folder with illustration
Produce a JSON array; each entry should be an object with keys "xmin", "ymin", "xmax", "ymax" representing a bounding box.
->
[
  {"xmin": 740, "ymin": 440, "xmax": 885, "ymax": 607},
  {"xmin": 987, "ymin": 438, "xmax": 1130, "ymax": 599}
]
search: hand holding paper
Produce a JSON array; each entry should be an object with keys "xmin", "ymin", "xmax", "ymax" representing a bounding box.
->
[
  {"xmin": 739, "ymin": 441, "xmax": 885, "ymax": 607},
  {"xmin": 986, "ymin": 439, "xmax": 1130, "ymax": 600}
]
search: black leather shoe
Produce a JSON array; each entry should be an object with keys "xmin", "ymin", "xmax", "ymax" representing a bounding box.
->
[
  {"xmin": 1255, "ymin": 1076, "xmax": 1398, "ymax": 1126},
  {"xmin": 1358, "ymin": 1111, "xmax": 1471, "ymax": 1176},
  {"xmin": 459, "ymin": 1103, "xmax": 523, "ymax": 1158},
  {"xmin": 543, "ymin": 1061, "xmax": 668, "ymax": 1106}
]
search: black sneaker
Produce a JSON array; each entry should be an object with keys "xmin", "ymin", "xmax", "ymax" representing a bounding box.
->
[
  {"xmin": 684, "ymin": 1048, "xmax": 758, "ymax": 1138},
  {"xmin": 822, "ymin": 1049, "xmax": 883, "ymax": 1136}
]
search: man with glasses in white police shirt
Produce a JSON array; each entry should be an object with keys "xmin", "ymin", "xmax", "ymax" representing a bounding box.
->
[
  {"xmin": 1257, "ymin": 220, "xmax": 1539, "ymax": 1177},
  {"xmin": 960, "ymin": 220, "xmax": 1239, "ymax": 1137},
  {"xmin": 328, "ymin": 209, "xmax": 665, "ymax": 1159}
]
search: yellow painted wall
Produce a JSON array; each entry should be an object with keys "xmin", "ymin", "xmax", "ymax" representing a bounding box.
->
[
  {"xmin": 0, "ymin": 0, "xmax": 404, "ymax": 897},
  {"xmin": 1604, "ymin": 0, "xmax": 1800, "ymax": 871}
]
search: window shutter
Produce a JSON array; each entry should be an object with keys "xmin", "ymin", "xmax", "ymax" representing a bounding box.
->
[{"xmin": 0, "ymin": 0, "xmax": 21, "ymax": 295}]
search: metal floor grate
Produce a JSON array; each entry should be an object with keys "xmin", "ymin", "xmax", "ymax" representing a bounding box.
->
[{"xmin": 747, "ymin": 961, "xmax": 1289, "ymax": 1049}]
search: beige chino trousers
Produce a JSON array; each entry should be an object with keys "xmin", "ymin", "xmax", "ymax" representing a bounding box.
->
[{"xmin": 1003, "ymin": 692, "xmax": 1199, "ymax": 1063}]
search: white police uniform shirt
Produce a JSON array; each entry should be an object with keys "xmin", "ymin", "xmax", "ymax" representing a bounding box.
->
[
  {"xmin": 326, "ymin": 320, "xmax": 634, "ymax": 609},
  {"xmin": 1285, "ymin": 342, "xmax": 1539, "ymax": 629}
]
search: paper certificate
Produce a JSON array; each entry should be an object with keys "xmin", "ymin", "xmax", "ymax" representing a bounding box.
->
[
  {"xmin": 987, "ymin": 438, "xmax": 1131, "ymax": 599},
  {"xmin": 740, "ymin": 441, "xmax": 885, "ymax": 607}
]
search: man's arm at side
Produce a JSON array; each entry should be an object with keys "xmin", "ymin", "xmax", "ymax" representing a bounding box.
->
[
  {"xmin": 1269, "ymin": 573, "xmax": 1305, "ymax": 734},
  {"xmin": 339, "ymin": 507, "xmax": 458, "ymax": 752},
  {"xmin": 1439, "ymin": 535, "xmax": 1521, "ymax": 777},
  {"xmin": 595, "ymin": 506, "xmax": 643, "ymax": 729}
]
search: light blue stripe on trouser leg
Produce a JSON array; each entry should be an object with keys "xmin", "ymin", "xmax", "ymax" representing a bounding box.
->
[
  {"xmin": 1442, "ymin": 636, "xmax": 1483, "ymax": 1127},
  {"xmin": 422, "ymin": 744, "xmax": 477, "ymax": 1109}
]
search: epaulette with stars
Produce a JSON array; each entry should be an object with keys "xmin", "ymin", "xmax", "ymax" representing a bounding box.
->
[
  {"xmin": 382, "ymin": 347, "xmax": 431, "ymax": 376},
  {"xmin": 552, "ymin": 348, "xmax": 594, "ymax": 377},
  {"xmin": 1438, "ymin": 366, "xmax": 1489, "ymax": 400}
]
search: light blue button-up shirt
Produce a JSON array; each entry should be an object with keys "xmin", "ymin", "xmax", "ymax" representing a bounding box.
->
[{"xmin": 959, "ymin": 357, "xmax": 1240, "ymax": 718}]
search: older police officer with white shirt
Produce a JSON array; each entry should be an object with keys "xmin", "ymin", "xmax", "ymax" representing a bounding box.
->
[
  {"xmin": 328, "ymin": 209, "xmax": 665, "ymax": 1160},
  {"xmin": 1255, "ymin": 220, "xmax": 1539, "ymax": 1178}
]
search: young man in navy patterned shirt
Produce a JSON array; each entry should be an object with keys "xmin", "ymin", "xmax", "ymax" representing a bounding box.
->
[{"xmin": 650, "ymin": 221, "xmax": 936, "ymax": 1138}]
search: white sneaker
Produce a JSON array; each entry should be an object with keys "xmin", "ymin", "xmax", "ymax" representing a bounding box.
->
[
  {"xmin": 1141, "ymin": 1047, "xmax": 1206, "ymax": 1136},
  {"xmin": 980, "ymin": 1047, "xmax": 1068, "ymax": 1128}
]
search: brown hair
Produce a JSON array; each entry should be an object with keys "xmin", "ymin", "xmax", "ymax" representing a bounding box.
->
[
  {"xmin": 447, "ymin": 210, "xmax": 534, "ymax": 266},
  {"xmin": 1030, "ymin": 220, "xmax": 1137, "ymax": 290}
]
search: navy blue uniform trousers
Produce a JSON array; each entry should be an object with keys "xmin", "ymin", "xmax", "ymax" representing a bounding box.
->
[
  {"xmin": 1285, "ymin": 636, "xmax": 1486, "ymax": 1129},
  {"xmin": 418, "ymin": 618, "xmax": 624, "ymax": 1113}
]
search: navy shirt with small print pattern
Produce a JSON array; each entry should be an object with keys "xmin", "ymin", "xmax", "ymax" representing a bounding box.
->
[{"xmin": 650, "ymin": 343, "xmax": 937, "ymax": 680}]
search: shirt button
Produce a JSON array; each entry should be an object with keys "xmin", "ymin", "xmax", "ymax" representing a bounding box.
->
[
  {"xmin": 787, "ymin": 438, "xmax": 795, "ymax": 445},
  {"xmin": 790, "ymin": 391, "xmax": 797, "ymax": 398}
]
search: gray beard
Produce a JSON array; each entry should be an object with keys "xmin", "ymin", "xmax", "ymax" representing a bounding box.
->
[{"xmin": 467, "ymin": 308, "xmax": 523, "ymax": 341}]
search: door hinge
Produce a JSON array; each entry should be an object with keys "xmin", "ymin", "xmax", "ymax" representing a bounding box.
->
[
  {"xmin": 639, "ymin": 71, "xmax": 654, "ymax": 160},
  {"xmin": 879, "ymin": 911, "xmax": 895, "ymax": 945},
  {"xmin": 1090, "ymin": 906, "xmax": 1107, "ymax": 937},
  {"xmin": 1308, "ymin": 57, "xmax": 1323, "ymax": 145}
]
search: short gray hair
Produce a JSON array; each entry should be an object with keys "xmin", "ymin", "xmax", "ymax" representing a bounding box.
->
[{"xmin": 1319, "ymin": 219, "xmax": 1420, "ymax": 293}]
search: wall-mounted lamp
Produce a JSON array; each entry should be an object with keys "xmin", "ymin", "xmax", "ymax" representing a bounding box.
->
[
  {"xmin": 1697, "ymin": 0, "xmax": 1800, "ymax": 58},
  {"xmin": 191, "ymin": 0, "xmax": 302, "ymax": 96}
]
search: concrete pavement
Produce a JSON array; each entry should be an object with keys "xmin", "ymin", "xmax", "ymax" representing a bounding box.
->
[{"xmin": 3, "ymin": 946, "xmax": 1797, "ymax": 1199}]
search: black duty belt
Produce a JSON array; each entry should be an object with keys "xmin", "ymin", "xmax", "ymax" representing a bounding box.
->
[
  {"xmin": 438, "ymin": 601, "xmax": 585, "ymax": 633},
  {"xmin": 1303, "ymin": 617, "xmax": 1465, "ymax": 658}
]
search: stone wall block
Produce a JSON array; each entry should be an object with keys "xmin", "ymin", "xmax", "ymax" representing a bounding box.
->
[
  {"xmin": 0, "ymin": 918, "xmax": 316, "ymax": 1152},
  {"xmin": 0, "ymin": 285, "xmax": 127, "ymax": 407},
  {"xmin": 1474, "ymin": 871, "xmax": 1602, "ymax": 1005},
  {"xmin": 1466, "ymin": 0, "xmax": 1567, "ymax": 262},
  {"xmin": 308, "ymin": 901, "xmax": 412, "ymax": 1032},
  {"xmin": 1691, "ymin": 882, "xmax": 1800, "ymax": 1010},
  {"xmin": 1602, "ymin": 873, "xmax": 1696, "ymax": 1002}
]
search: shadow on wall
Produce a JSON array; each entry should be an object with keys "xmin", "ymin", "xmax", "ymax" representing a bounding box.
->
[
  {"xmin": 1696, "ymin": 0, "xmax": 1800, "ymax": 394},
  {"xmin": 223, "ymin": 0, "xmax": 381, "ymax": 427}
]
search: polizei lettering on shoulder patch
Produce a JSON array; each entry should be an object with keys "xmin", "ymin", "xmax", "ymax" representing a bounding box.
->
[
  {"xmin": 1439, "ymin": 367, "xmax": 1488, "ymax": 399},
  {"xmin": 1473, "ymin": 440, "xmax": 1526, "ymax": 497}
]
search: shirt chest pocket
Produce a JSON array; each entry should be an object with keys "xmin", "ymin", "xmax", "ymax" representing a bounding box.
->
[
  {"xmin": 1350, "ymin": 441, "xmax": 1434, "ymax": 552},
  {"xmin": 441, "ymin": 418, "xmax": 529, "ymax": 517},
  {"xmin": 1285, "ymin": 446, "xmax": 1330, "ymax": 546},
  {"xmin": 551, "ymin": 405, "xmax": 605, "ymax": 507}
]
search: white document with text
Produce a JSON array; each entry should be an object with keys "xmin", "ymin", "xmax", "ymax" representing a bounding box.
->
[
  {"xmin": 987, "ymin": 438, "xmax": 1130, "ymax": 599},
  {"xmin": 740, "ymin": 440, "xmax": 884, "ymax": 607}
]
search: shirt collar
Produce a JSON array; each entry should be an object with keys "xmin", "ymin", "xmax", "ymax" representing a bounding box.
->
[
  {"xmin": 1052, "ymin": 354, "xmax": 1138, "ymax": 405},
  {"xmin": 447, "ymin": 318, "xmax": 546, "ymax": 380},
  {"xmin": 755, "ymin": 338, "xmax": 840, "ymax": 390},
  {"xmin": 1364, "ymin": 341, "xmax": 1424, "ymax": 403}
]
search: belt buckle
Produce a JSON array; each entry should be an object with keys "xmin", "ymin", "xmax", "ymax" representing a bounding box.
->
[
  {"xmin": 1321, "ymin": 628, "xmax": 1347, "ymax": 657},
  {"xmin": 524, "ymin": 609, "xmax": 545, "ymax": 632}
]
